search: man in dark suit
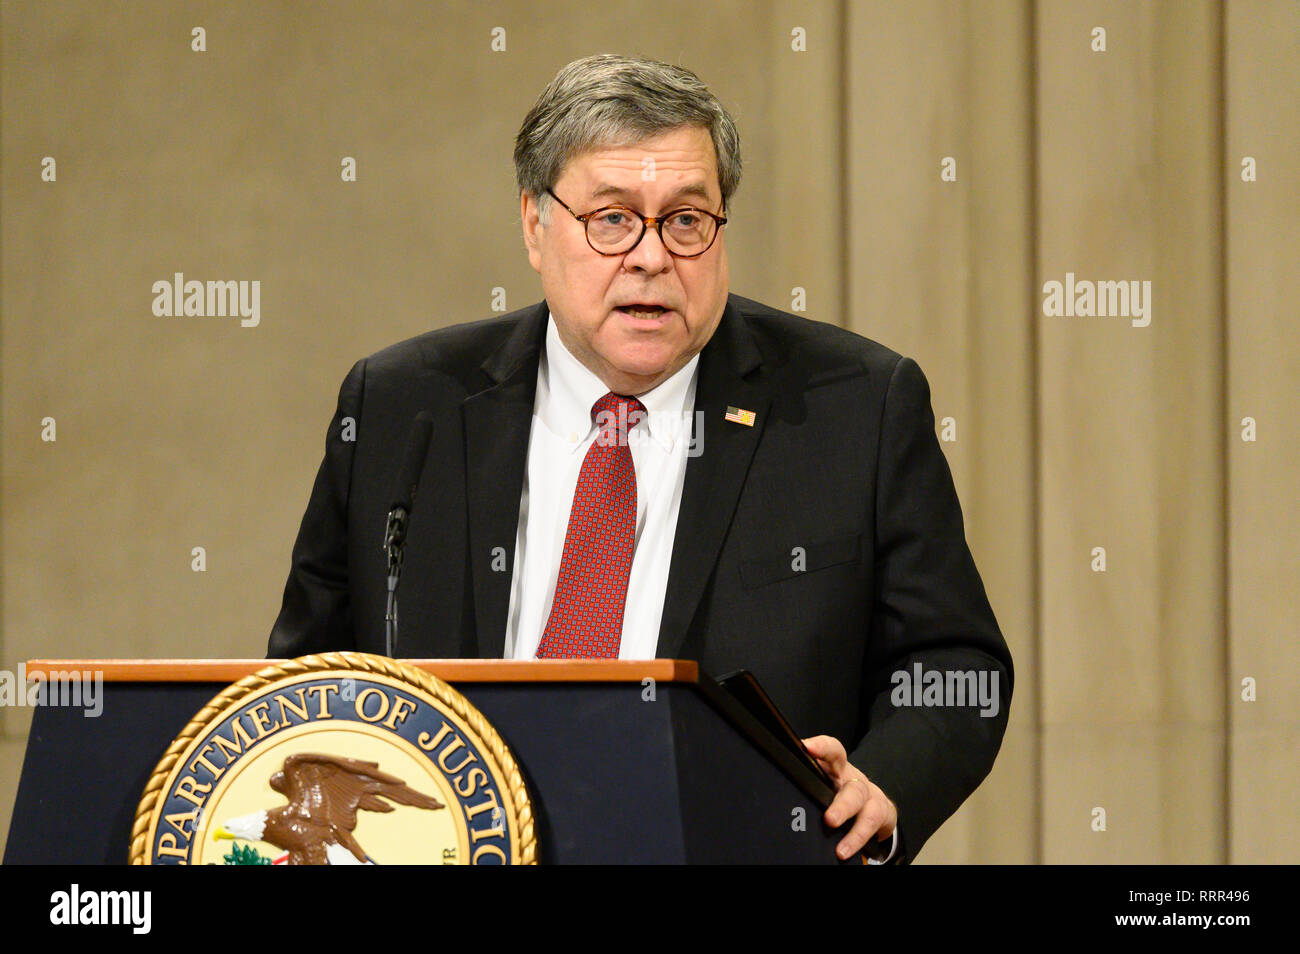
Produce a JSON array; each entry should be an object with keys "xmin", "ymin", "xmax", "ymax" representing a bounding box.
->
[{"xmin": 269, "ymin": 54, "xmax": 1012, "ymax": 863}]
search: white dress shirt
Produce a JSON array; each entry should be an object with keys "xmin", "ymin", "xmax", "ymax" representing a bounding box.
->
[{"xmin": 503, "ymin": 313, "xmax": 699, "ymax": 660}]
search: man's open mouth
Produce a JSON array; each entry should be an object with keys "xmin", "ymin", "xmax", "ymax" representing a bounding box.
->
[{"xmin": 616, "ymin": 305, "xmax": 668, "ymax": 319}]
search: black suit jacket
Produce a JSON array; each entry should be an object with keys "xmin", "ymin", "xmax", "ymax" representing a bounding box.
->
[{"xmin": 269, "ymin": 293, "xmax": 1013, "ymax": 861}]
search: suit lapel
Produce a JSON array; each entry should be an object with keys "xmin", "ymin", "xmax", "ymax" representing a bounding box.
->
[
  {"xmin": 463, "ymin": 302, "xmax": 548, "ymax": 658},
  {"xmin": 656, "ymin": 298, "xmax": 771, "ymax": 659}
]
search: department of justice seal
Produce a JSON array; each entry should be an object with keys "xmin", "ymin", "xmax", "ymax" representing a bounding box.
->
[{"xmin": 130, "ymin": 653, "xmax": 536, "ymax": 865}]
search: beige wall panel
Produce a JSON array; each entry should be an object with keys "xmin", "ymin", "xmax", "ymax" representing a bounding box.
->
[
  {"xmin": 960, "ymin": 0, "xmax": 1038, "ymax": 864},
  {"xmin": 1147, "ymin": 4, "xmax": 1227, "ymax": 864},
  {"xmin": 1038, "ymin": 0, "xmax": 1160, "ymax": 723},
  {"xmin": 1224, "ymin": 0, "xmax": 1300, "ymax": 864},
  {"xmin": 847, "ymin": 1, "xmax": 1037, "ymax": 861},
  {"xmin": 1036, "ymin": 0, "xmax": 1226, "ymax": 862},
  {"xmin": 744, "ymin": 1, "xmax": 843, "ymax": 321}
]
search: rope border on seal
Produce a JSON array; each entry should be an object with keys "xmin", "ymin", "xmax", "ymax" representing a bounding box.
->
[{"xmin": 128, "ymin": 652, "xmax": 537, "ymax": 865}]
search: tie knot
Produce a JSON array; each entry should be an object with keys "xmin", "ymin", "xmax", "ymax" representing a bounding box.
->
[
  {"xmin": 595, "ymin": 392, "xmax": 644, "ymax": 444},
  {"xmin": 591, "ymin": 391, "xmax": 645, "ymax": 425}
]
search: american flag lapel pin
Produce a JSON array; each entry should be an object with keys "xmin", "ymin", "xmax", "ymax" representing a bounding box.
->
[{"xmin": 724, "ymin": 405, "xmax": 756, "ymax": 427}]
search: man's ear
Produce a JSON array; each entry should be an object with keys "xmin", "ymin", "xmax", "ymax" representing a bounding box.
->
[{"xmin": 521, "ymin": 191, "xmax": 543, "ymax": 273}]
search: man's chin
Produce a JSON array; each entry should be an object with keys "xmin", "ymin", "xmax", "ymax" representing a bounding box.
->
[{"xmin": 599, "ymin": 354, "xmax": 682, "ymax": 392}]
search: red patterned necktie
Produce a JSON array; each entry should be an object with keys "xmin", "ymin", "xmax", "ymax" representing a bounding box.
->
[{"xmin": 536, "ymin": 391, "xmax": 645, "ymax": 658}]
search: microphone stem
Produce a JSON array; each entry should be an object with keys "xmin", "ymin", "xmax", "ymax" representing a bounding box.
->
[{"xmin": 385, "ymin": 572, "xmax": 399, "ymax": 658}]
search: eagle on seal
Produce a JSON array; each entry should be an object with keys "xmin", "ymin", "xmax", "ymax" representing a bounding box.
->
[{"xmin": 214, "ymin": 753, "xmax": 444, "ymax": 865}]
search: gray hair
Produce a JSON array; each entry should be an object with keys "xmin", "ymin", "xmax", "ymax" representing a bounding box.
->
[{"xmin": 514, "ymin": 53, "xmax": 742, "ymax": 223}]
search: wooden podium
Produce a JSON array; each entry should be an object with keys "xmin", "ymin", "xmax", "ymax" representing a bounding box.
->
[{"xmin": 4, "ymin": 659, "xmax": 853, "ymax": 864}]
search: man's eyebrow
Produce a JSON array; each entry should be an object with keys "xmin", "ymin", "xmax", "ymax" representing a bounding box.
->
[{"xmin": 589, "ymin": 182, "xmax": 715, "ymax": 206}]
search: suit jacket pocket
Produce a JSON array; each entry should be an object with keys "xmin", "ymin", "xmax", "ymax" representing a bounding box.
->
[{"xmin": 739, "ymin": 532, "xmax": 863, "ymax": 588}]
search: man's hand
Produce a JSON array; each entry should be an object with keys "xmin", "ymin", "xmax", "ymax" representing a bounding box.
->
[{"xmin": 802, "ymin": 734, "xmax": 898, "ymax": 862}]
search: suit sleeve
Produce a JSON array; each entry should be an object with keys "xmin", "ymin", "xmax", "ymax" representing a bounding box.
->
[
  {"xmin": 848, "ymin": 355, "xmax": 1014, "ymax": 862},
  {"xmin": 267, "ymin": 359, "xmax": 367, "ymax": 657}
]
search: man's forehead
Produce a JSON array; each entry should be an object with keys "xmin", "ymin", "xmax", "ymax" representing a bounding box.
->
[
  {"xmin": 560, "ymin": 129, "xmax": 720, "ymax": 202},
  {"xmin": 586, "ymin": 180, "xmax": 714, "ymax": 204}
]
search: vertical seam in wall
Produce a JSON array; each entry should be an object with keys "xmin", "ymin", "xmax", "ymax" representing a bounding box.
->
[
  {"xmin": 1216, "ymin": 0, "xmax": 1231, "ymax": 867},
  {"xmin": 837, "ymin": 0, "xmax": 850, "ymax": 330},
  {"xmin": 1027, "ymin": 0, "xmax": 1044, "ymax": 867},
  {"xmin": 962, "ymin": 1, "xmax": 976, "ymax": 433},
  {"xmin": 0, "ymin": 60, "xmax": 6, "ymax": 737},
  {"xmin": 0, "ymin": 0, "xmax": 7, "ymax": 735}
]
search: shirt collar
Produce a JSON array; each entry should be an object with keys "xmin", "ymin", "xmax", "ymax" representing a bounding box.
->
[{"xmin": 539, "ymin": 311, "xmax": 699, "ymax": 454}]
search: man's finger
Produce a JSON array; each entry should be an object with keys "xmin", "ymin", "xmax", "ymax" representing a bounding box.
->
[
  {"xmin": 823, "ymin": 776, "xmax": 869, "ymax": 828},
  {"xmin": 837, "ymin": 794, "xmax": 890, "ymax": 860},
  {"xmin": 802, "ymin": 734, "xmax": 847, "ymax": 767}
]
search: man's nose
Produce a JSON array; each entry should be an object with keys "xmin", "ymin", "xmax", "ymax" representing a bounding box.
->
[{"xmin": 622, "ymin": 224, "xmax": 673, "ymax": 272}]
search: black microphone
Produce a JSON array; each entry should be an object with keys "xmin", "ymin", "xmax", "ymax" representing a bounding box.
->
[{"xmin": 383, "ymin": 412, "xmax": 434, "ymax": 657}]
